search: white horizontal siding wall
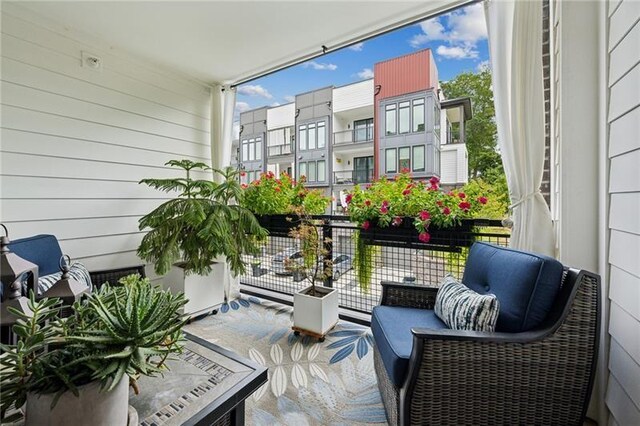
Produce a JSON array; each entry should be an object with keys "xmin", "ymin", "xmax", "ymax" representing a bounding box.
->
[
  {"xmin": 332, "ymin": 79, "xmax": 373, "ymax": 112},
  {"xmin": 439, "ymin": 144, "xmax": 467, "ymax": 186},
  {"xmin": 605, "ymin": 0, "xmax": 640, "ymax": 424},
  {"xmin": 267, "ymin": 103, "xmax": 295, "ymax": 130},
  {"xmin": 0, "ymin": 4, "xmax": 212, "ymax": 280}
]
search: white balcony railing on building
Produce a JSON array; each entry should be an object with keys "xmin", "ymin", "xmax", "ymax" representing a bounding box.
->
[
  {"xmin": 333, "ymin": 169, "xmax": 374, "ymax": 185},
  {"xmin": 268, "ymin": 142, "xmax": 294, "ymax": 157},
  {"xmin": 333, "ymin": 127, "xmax": 374, "ymax": 145}
]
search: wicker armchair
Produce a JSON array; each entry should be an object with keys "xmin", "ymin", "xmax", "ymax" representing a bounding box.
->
[{"xmin": 373, "ymin": 255, "xmax": 600, "ymax": 425}]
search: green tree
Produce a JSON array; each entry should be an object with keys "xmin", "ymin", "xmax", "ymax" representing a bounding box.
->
[{"xmin": 441, "ymin": 69, "xmax": 501, "ymax": 180}]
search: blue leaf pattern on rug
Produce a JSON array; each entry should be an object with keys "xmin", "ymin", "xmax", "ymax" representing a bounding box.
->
[
  {"xmin": 329, "ymin": 344, "xmax": 354, "ymax": 364},
  {"xmin": 185, "ymin": 296, "xmax": 386, "ymax": 425}
]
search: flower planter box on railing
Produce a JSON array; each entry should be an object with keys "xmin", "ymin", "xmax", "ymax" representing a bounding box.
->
[
  {"xmin": 255, "ymin": 214, "xmax": 299, "ymax": 237},
  {"xmin": 359, "ymin": 218, "xmax": 476, "ymax": 247}
]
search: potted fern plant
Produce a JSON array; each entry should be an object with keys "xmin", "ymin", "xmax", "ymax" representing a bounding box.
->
[
  {"xmin": 0, "ymin": 275, "xmax": 187, "ymax": 426},
  {"xmin": 137, "ymin": 160, "xmax": 266, "ymax": 316}
]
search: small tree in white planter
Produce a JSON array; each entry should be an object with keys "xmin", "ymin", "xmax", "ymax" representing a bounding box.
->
[{"xmin": 288, "ymin": 207, "xmax": 338, "ymax": 342}]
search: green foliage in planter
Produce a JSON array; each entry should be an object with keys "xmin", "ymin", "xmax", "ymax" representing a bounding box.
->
[
  {"xmin": 138, "ymin": 160, "xmax": 267, "ymax": 276},
  {"xmin": 0, "ymin": 275, "xmax": 187, "ymax": 422},
  {"xmin": 353, "ymin": 231, "xmax": 379, "ymax": 292},
  {"xmin": 240, "ymin": 171, "xmax": 330, "ymax": 215}
]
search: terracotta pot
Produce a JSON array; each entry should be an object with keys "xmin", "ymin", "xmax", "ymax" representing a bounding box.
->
[{"xmin": 26, "ymin": 377, "xmax": 129, "ymax": 426}]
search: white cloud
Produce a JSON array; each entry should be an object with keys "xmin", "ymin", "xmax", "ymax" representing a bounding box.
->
[
  {"xmin": 356, "ymin": 68, "xmax": 374, "ymax": 79},
  {"xmin": 348, "ymin": 42, "xmax": 364, "ymax": 51},
  {"xmin": 477, "ymin": 59, "xmax": 490, "ymax": 71},
  {"xmin": 237, "ymin": 84, "xmax": 273, "ymax": 99},
  {"xmin": 235, "ymin": 101, "xmax": 251, "ymax": 113},
  {"xmin": 284, "ymin": 95, "xmax": 295, "ymax": 103},
  {"xmin": 436, "ymin": 45, "xmax": 479, "ymax": 59},
  {"xmin": 410, "ymin": 4, "xmax": 487, "ymax": 61},
  {"xmin": 270, "ymin": 102, "xmax": 281, "ymax": 107},
  {"xmin": 303, "ymin": 61, "xmax": 338, "ymax": 71}
]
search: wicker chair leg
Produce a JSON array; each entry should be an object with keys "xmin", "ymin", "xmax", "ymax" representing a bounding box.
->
[{"xmin": 374, "ymin": 346, "xmax": 400, "ymax": 425}]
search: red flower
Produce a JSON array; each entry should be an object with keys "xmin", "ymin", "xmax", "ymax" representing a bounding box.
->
[
  {"xmin": 382, "ymin": 200, "xmax": 390, "ymax": 207},
  {"xmin": 392, "ymin": 216, "xmax": 403, "ymax": 226},
  {"xmin": 241, "ymin": 183, "xmax": 248, "ymax": 189},
  {"xmin": 362, "ymin": 221, "xmax": 371, "ymax": 230},
  {"xmin": 458, "ymin": 192, "xmax": 466, "ymax": 199},
  {"xmin": 443, "ymin": 207, "xmax": 451, "ymax": 215},
  {"xmin": 345, "ymin": 194, "xmax": 353, "ymax": 204},
  {"xmin": 419, "ymin": 210, "xmax": 430, "ymax": 221},
  {"xmin": 418, "ymin": 232, "xmax": 431, "ymax": 243},
  {"xmin": 429, "ymin": 176, "xmax": 440, "ymax": 186},
  {"xmin": 275, "ymin": 187, "xmax": 281, "ymax": 192},
  {"xmin": 459, "ymin": 201, "xmax": 471, "ymax": 211},
  {"xmin": 240, "ymin": 171, "xmax": 246, "ymax": 177},
  {"xmin": 478, "ymin": 196, "xmax": 488, "ymax": 205},
  {"xmin": 380, "ymin": 205, "xmax": 389, "ymax": 214},
  {"xmin": 402, "ymin": 189, "xmax": 411, "ymax": 196},
  {"xmin": 436, "ymin": 201, "xmax": 443, "ymax": 207},
  {"xmin": 400, "ymin": 167, "xmax": 411, "ymax": 174},
  {"xmin": 428, "ymin": 185, "xmax": 438, "ymax": 191},
  {"xmin": 365, "ymin": 184, "xmax": 372, "ymax": 189},
  {"xmin": 365, "ymin": 200, "xmax": 372, "ymax": 207}
]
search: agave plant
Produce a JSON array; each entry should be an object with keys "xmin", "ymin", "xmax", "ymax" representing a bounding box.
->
[
  {"xmin": 137, "ymin": 160, "xmax": 267, "ymax": 276},
  {"xmin": 0, "ymin": 275, "xmax": 187, "ymax": 422}
]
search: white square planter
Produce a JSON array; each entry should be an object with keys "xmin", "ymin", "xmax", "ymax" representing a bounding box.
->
[
  {"xmin": 163, "ymin": 262, "xmax": 225, "ymax": 316},
  {"xmin": 293, "ymin": 285, "xmax": 338, "ymax": 336}
]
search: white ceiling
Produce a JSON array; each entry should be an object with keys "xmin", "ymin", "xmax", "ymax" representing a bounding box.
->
[{"xmin": 15, "ymin": 0, "xmax": 471, "ymax": 85}]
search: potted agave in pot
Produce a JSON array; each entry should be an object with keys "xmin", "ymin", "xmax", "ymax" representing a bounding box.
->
[{"xmin": 0, "ymin": 275, "xmax": 187, "ymax": 426}]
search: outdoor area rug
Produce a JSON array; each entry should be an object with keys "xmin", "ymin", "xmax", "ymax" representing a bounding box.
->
[{"xmin": 185, "ymin": 296, "xmax": 387, "ymax": 426}]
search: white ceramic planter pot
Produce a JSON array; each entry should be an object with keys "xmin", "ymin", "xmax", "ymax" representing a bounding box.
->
[
  {"xmin": 293, "ymin": 285, "xmax": 339, "ymax": 336},
  {"xmin": 26, "ymin": 377, "xmax": 129, "ymax": 426},
  {"xmin": 164, "ymin": 262, "xmax": 225, "ymax": 316}
]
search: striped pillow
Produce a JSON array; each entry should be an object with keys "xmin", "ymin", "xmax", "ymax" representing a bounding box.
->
[
  {"xmin": 37, "ymin": 262, "xmax": 93, "ymax": 296},
  {"xmin": 434, "ymin": 274, "xmax": 500, "ymax": 332}
]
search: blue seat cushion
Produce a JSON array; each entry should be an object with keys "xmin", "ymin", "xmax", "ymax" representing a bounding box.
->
[
  {"xmin": 371, "ymin": 305, "xmax": 447, "ymax": 387},
  {"xmin": 8, "ymin": 234, "xmax": 64, "ymax": 277},
  {"xmin": 462, "ymin": 242, "xmax": 564, "ymax": 333}
]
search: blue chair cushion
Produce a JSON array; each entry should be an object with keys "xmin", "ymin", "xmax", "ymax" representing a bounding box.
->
[
  {"xmin": 8, "ymin": 234, "xmax": 64, "ymax": 277},
  {"xmin": 371, "ymin": 305, "xmax": 447, "ymax": 387},
  {"xmin": 462, "ymin": 242, "xmax": 564, "ymax": 333}
]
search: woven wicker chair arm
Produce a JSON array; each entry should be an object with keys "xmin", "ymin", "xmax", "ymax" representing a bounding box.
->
[
  {"xmin": 410, "ymin": 327, "xmax": 546, "ymax": 344},
  {"xmin": 380, "ymin": 281, "xmax": 439, "ymax": 309}
]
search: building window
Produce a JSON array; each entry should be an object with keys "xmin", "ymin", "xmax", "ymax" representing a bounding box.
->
[
  {"xmin": 317, "ymin": 160, "xmax": 326, "ymax": 182},
  {"xmin": 308, "ymin": 161, "xmax": 317, "ymax": 181},
  {"xmin": 413, "ymin": 98, "xmax": 425, "ymax": 132},
  {"xmin": 255, "ymin": 137, "xmax": 262, "ymax": 161},
  {"xmin": 299, "ymin": 162, "xmax": 307, "ymax": 179},
  {"xmin": 248, "ymin": 138, "xmax": 255, "ymax": 161},
  {"xmin": 354, "ymin": 118, "xmax": 373, "ymax": 142},
  {"xmin": 317, "ymin": 122, "xmax": 326, "ymax": 148},
  {"xmin": 299, "ymin": 125, "xmax": 307, "ymax": 150},
  {"xmin": 241, "ymin": 139, "xmax": 248, "ymax": 162},
  {"xmin": 385, "ymin": 148, "xmax": 397, "ymax": 173},
  {"xmin": 399, "ymin": 147, "xmax": 411, "ymax": 171},
  {"xmin": 434, "ymin": 103, "xmax": 441, "ymax": 133},
  {"xmin": 354, "ymin": 156, "xmax": 374, "ymax": 183},
  {"xmin": 385, "ymin": 104, "xmax": 397, "ymax": 135},
  {"xmin": 308, "ymin": 123, "xmax": 316, "ymax": 150},
  {"xmin": 413, "ymin": 145, "xmax": 425, "ymax": 172},
  {"xmin": 399, "ymin": 101, "xmax": 410, "ymax": 134}
]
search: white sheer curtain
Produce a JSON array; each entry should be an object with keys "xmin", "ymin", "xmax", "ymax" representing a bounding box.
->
[
  {"xmin": 484, "ymin": 0, "xmax": 555, "ymax": 256},
  {"xmin": 209, "ymin": 85, "xmax": 241, "ymax": 300}
]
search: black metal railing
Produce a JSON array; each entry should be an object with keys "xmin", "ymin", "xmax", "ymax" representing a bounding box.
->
[
  {"xmin": 333, "ymin": 128, "xmax": 374, "ymax": 145},
  {"xmin": 268, "ymin": 143, "xmax": 294, "ymax": 157},
  {"xmin": 240, "ymin": 215, "xmax": 510, "ymax": 319},
  {"xmin": 333, "ymin": 170, "xmax": 374, "ymax": 185}
]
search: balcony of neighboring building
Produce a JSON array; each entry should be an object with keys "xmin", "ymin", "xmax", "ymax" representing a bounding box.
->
[
  {"xmin": 266, "ymin": 126, "xmax": 295, "ymax": 164},
  {"xmin": 333, "ymin": 152, "xmax": 374, "ymax": 188},
  {"xmin": 332, "ymin": 111, "xmax": 375, "ymax": 153}
]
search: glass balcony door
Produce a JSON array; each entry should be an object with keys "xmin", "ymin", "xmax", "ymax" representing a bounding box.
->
[
  {"xmin": 353, "ymin": 118, "xmax": 373, "ymax": 142},
  {"xmin": 354, "ymin": 156, "xmax": 374, "ymax": 183}
]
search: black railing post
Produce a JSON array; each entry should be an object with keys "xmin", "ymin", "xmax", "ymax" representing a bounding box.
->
[{"xmin": 322, "ymin": 219, "xmax": 333, "ymax": 288}]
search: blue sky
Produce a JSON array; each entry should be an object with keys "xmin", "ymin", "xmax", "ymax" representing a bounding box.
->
[{"xmin": 235, "ymin": 3, "xmax": 488, "ymax": 117}]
